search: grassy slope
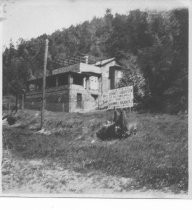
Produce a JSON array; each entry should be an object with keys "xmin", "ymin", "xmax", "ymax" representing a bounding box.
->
[{"xmin": 2, "ymin": 109, "xmax": 188, "ymax": 193}]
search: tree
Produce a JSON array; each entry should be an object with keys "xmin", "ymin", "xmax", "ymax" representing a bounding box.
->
[
  {"xmin": 3, "ymin": 41, "xmax": 29, "ymax": 107},
  {"xmin": 137, "ymin": 9, "xmax": 188, "ymax": 112},
  {"xmin": 118, "ymin": 52, "xmax": 147, "ymax": 107}
]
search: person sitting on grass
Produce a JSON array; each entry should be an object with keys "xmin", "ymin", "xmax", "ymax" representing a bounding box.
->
[{"xmin": 113, "ymin": 108, "xmax": 128, "ymax": 138}]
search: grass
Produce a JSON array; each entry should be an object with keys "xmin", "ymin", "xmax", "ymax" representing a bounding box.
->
[{"xmin": 2, "ymin": 109, "xmax": 188, "ymax": 193}]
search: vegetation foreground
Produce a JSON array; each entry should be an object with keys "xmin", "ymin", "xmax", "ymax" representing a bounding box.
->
[{"xmin": 2, "ymin": 109, "xmax": 188, "ymax": 195}]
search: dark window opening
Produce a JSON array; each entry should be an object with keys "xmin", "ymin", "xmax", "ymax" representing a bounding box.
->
[
  {"xmin": 73, "ymin": 74, "xmax": 83, "ymax": 86},
  {"xmin": 91, "ymin": 94, "xmax": 98, "ymax": 101},
  {"xmin": 46, "ymin": 77, "xmax": 56, "ymax": 88},
  {"xmin": 58, "ymin": 74, "xmax": 68, "ymax": 86}
]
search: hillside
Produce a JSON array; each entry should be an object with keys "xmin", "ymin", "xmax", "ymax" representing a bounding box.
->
[{"xmin": 2, "ymin": 109, "xmax": 188, "ymax": 194}]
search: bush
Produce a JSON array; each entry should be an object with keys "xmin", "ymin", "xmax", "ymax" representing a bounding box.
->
[{"xmin": 7, "ymin": 116, "xmax": 16, "ymax": 125}]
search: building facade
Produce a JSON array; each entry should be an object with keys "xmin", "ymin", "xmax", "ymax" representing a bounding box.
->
[{"xmin": 25, "ymin": 57, "xmax": 124, "ymax": 112}]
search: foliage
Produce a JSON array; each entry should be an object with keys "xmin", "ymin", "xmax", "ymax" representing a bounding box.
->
[
  {"xmin": 3, "ymin": 8, "xmax": 188, "ymax": 113},
  {"xmin": 117, "ymin": 52, "xmax": 147, "ymax": 106},
  {"xmin": 3, "ymin": 41, "xmax": 29, "ymax": 103},
  {"xmin": 137, "ymin": 9, "xmax": 188, "ymax": 112}
]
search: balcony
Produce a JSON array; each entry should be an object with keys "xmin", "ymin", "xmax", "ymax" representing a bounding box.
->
[{"xmin": 26, "ymin": 85, "xmax": 69, "ymax": 97}]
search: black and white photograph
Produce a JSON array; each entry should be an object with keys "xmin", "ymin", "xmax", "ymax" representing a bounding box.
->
[{"xmin": 0, "ymin": 0, "xmax": 190, "ymax": 198}]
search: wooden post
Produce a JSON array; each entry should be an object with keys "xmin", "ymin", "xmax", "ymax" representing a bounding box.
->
[
  {"xmin": 83, "ymin": 77, "xmax": 86, "ymax": 89},
  {"xmin": 56, "ymin": 76, "xmax": 58, "ymax": 87},
  {"xmin": 62, "ymin": 103, "xmax": 64, "ymax": 112},
  {"xmin": 68, "ymin": 73, "xmax": 73, "ymax": 86},
  {"xmin": 8, "ymin": 103, "xmax": 10, "ymax": 114},
  {"xmin": 15, "ymin": 95, "xmax": 18, "ymax": 112},
  {"xmin": 100, "ymin": 75, "xmax": 103, "ymax": 95},
  {"xmin": 87, "ymin": 77, "xmax": 90, "ymax": 90},
  {"xmin": 41, "ymin": 39, "xmax": 49, "ymax": 129},
  {"xmin": 68, "ymin": 73, "xmax": 73, "ymax": 112},
  {"xmin": 99, "ymin": 76, "xmax": 102, "ymax": 94},
  {"xmin": 21, "ymin": 94, "xmax": 24, "ymax": 110}
]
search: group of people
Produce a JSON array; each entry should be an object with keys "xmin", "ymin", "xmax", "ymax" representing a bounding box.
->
[
  {"xmin": 113, "ymin": 108, "xmax": 129, "ymax": 138},
  {"xmin": 97, "ymin": 107, "xmax": 135, "ymax": 140}
]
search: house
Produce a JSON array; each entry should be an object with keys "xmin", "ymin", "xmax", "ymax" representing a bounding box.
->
[{"xmin": 25, "ymin": 56, "xmax": 124, "ymax": 112}]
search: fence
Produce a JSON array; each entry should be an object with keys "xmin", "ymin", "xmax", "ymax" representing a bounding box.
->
[{"xmin": 24, "ymin": 102, "xmax": 69, "ymax": 112}]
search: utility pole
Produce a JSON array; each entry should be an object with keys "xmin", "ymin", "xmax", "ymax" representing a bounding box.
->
[
  {"xmin": 21, "ymin": 94, "xmax": 24, "ymax": 110},
  {"xmin": 41, "ymin": 39, "xmax": 49, "ymax": 129}
]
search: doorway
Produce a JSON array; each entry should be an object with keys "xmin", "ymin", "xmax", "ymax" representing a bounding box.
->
[{"xmin": 77, "ymin": 93, "xmax": 83, "ymax": 109}]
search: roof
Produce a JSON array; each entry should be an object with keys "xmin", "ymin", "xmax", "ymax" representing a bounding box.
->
[
  {"xmin": 52, "ymin": 63, "xmax": 80, "ymax": 75},
  {"xmin": 52, "ymin": 63, "xmax": 101, "ymax": 75},
  {"xmin": 28, "ymin": 57, "xmax": 122, "ymax": 82},
  {"xmin": 79, "ymin": 63, "xmax": 101, "ymax": 74},
  {"xmin": 95, "ymin": 57, "xmax": 116, "ymax": 67}
]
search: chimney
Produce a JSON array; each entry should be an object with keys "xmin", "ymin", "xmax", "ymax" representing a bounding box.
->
[{"xmin": 84, "ymin": 55, "xmax": 89, "ymax": 64}]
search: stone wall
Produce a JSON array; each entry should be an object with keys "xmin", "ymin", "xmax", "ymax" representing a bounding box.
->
[{"xmin": 69, "ymin": 84, "xmax": 99, "ymax": 112}]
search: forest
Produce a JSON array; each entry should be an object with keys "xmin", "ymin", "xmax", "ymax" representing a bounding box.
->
[{"xmin": 3, "ymin": 8, "xmax": 188, "ymax": 113}]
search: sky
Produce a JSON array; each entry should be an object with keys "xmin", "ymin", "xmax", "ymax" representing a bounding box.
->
[{"xmin": 1, "ymin": 0, "xmax": 190, "ymax": 47}]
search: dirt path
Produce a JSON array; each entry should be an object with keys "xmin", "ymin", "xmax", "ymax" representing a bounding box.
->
[
  {"xmin": 2, "ymin": 150, "xmax": 133, "ymax": 194},
  {"xmin": 2, "ymin": 150, "xmax": 184, "ymax": 198}
]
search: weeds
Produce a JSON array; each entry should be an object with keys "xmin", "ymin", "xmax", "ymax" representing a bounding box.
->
[{"xmin": 3, "ymin": 110, "xmax": 188, "ymax": 193}]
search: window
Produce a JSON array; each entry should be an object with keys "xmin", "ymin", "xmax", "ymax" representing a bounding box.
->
[
  {"xmin": 58, "ymin": 74, "xmax": 68, "ymax": 86},
  {"xmin": 91, "ymin": 94, "xmax": 98, "ymax": 101},
  {"xmin": 46, "ymin": 77, "xmax": 56, "ymax": 88},
  {"xmin": 73, "ymin": 74, "xmax": 83, "ymax": 86},
  {"xmin": 89, "ymin": 76, "xmax": 99, "ymax": 90}
]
